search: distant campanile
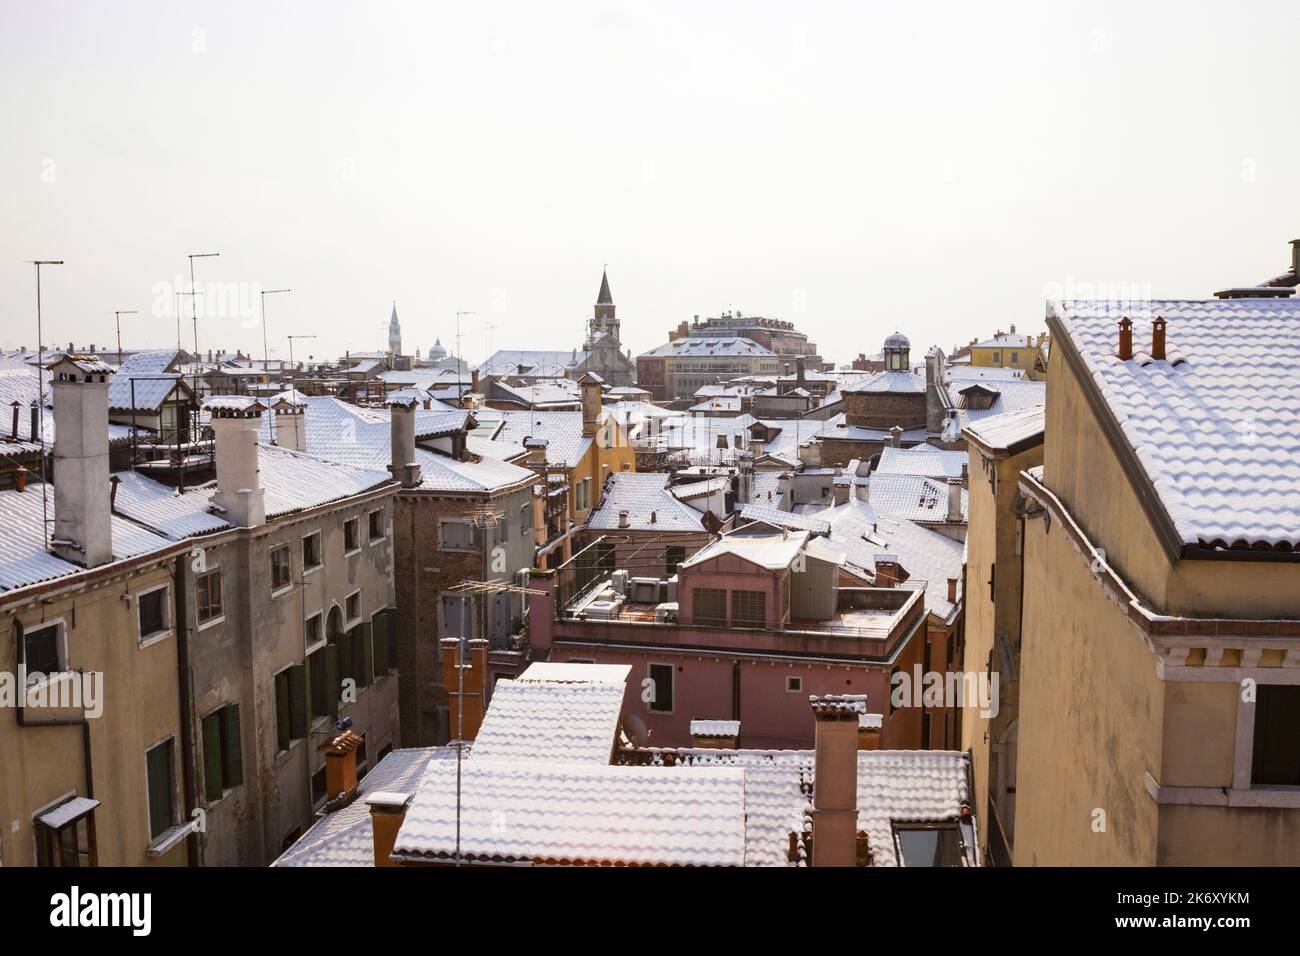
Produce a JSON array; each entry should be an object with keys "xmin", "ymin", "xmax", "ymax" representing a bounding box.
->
[{"xmin": 388, "ymin": 301, "xmax": 402, "ymax": 355}]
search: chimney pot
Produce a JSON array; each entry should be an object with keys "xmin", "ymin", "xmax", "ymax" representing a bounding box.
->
[
  {"xmin": 366, "ymin": 790, "xmax": 413, "ymax": 867},
  {"xmin": 1117, "ymin": 317, "xmax": 1133, "ymax": 361},
  {"xmin": 1151, "ymin": 316, "xmax": 1167, "ymax": 361}
]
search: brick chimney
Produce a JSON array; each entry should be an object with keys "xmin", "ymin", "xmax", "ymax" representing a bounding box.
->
[
  {"xmin": 857, "ymin": 713, "xmax": 882, "ymax": 750},
  {"xmin": 272, "ymin": 394, "xmax": 306, "ymax": 452},
  {"xmin": 690, "ymin": 719, "xmax": 739, "ymax": 749},
  {"xmin": 874, "ymin": 555, "xmax": 899, "ymax": 587},
  {"xmin": 1117, "ymin": 317, "xmax": 1133, "ymax": 360},
  {"xmin": 947, "ymin": 577, "xmax": 958, "ymax": 604},
  {"xmin": 809, "ymin": 694, "xmax": 866, "ymax": 866},
  {"xmin": 386, "ymin": 394, "xmax": 422, "ymax": 488},
  {"xmin": 207, "ymin": 397, "xmax": 267, "ymax": 528},
  {"xmin": 440, "ymin": 636, "xmax": 488, "ymax": 741},
  {"xmin": 579, "ymin": 372, "xmax": 604, "ymax": 439},
  {"xmin": 319, "ymin": 729, "xmax": 364, "ymax": 805},
  {"xmin": 525, "ymin": 437, "xmax": 548, "ymax": 468},
  {"xmin": 366, "ymin": 790, "xmax": 413, "ymax": 867},
  {"xmin": 47, "ymin": 356, "xmax": 115, "ymax": 567},
  {"xmin": 1151, "ymin": 316, "xmax": 1167, "ymax": 361}
]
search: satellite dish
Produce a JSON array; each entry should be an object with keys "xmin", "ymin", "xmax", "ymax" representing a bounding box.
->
[{"xmin": 622, "ymin": 712, "xmax": 650, "ymax": 748}]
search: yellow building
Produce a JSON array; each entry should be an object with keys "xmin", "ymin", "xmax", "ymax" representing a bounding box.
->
[
  {"xmin": 964, "ymin": 326, "xmax": 1049, "ymax": 380},
  {"xmin": 960, "ymin": 405, "xmax": 1045, "ymax": 865},
  {"xmin": 1014, "ymin": 298, "xmax": 1300, "ymax": 866}
]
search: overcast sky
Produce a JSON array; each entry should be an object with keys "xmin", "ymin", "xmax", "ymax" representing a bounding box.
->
[{"xmin": 3, "ymin": 0, "xmax": 1298, "ymax": 367}]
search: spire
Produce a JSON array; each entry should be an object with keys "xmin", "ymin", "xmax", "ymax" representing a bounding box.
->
[
  {"xmin": 596, "ymin": 268, "xmax": 613, "ymax": 305},
  {"xmin": 389, "ymin": 301, "xmax": 400, "ymax": 332}
]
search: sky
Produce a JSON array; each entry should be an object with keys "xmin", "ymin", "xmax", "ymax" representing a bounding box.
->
[{"xmin": 2, "ymin": 0, "xmax": 1298, "ymax": 368}]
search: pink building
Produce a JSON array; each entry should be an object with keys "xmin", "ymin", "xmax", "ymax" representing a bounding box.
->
[{"xmin": 526, "ymin": 521, "xmax": 931, "ymax": 750}]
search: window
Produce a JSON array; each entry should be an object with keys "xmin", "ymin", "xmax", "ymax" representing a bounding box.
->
[
  {"xmin": 344, "ymin": 518, "xmax": 360, "ymax": 553},
  {"xmin": 575, "ymin": 478, "xmax": 592, "ymax": 512},
  {"xmin": 24, "ymin": 623, "xmax": 63, "ymax": 678},
  {"xmin": 196, "ymin": 569, "xmax": 223, "ymax": 624},
  {"xmin": 786, "ymin": 676, "xmax": 803, "ymax": 693},
  {"xmin": 368, "ymin": 509, "xmax": 384, "ymax": 542},
  {"xmin": 991, "ymin": 351, "xmax": 1001, "ymax": 364},
  {"xmin": 1010, "ymin": 351, "xmax": 1019, "ymax": 363},
  {"xmin": 35, "ymin": 798, "xmax": 97, "ymax": 867},
  {"xmin": 304, "ymin": 613, "xmax": 323, "ymax": 651},
  {"xmin": 302, "ymin": 532, "xmax": 322, "ymax": 571},
  {"xmin": 666, "ymin": 546, "xmax": 686, "ymax": 575},
  {"xmin": 520, "ymin": 503, "xmax": 532, "ymax": 537},
  {"xmin": 345, "ymin": 591, "xmax": 361, "ymax": 625},
  {"xmin": 892, "ymin": 822, "xmax": 966, "ymax": 867},
  {"xmin": 731, "ymin": 590, "xmax": 767, "ymax": 628},
  {"xmin": 309, "ymin": 644, "xmax": 333, "ymax": 718},
  {"xmin": 200, "ymin": 705, "xmax": 243, "ymax": 801},
  {"xmin": 439, "ymin": 519, "xmax": 475, "ymax": 551},
  {"xmin": 372, "ymin": 608, "xmax": 395, "ymax": 676},
  {"xmin": 270, "ymin": 544, "xmax": 292, "ymax": 592},
  {"xmin": 648, "ymin": 663, "xmax": 674, "ymax": 714},
  {"xmin": 274, "ymin": 664, "xmax": 309, "ymax": 752},
  {"xmin": 146, "ymin": 739, "xmax": 177, "ymax": 841},
  {"xmin": 693, "ymin": 588, "xmax": 727, "ymax": 627},
  {"xmin": 138, "ymin": 586, "xmax": 168, "ymax": 640},
  {"xmin": 1252, "ymin": 685, "xmax": 1300, "ymax": 786}
]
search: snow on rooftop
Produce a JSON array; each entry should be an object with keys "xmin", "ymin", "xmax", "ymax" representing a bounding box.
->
[
  {"xmin": 874, "ymin": 444, "xmax": 969, "ymax": 480},
  {"xmin": 691, "ymin": 719, "xmax": 740, "ymax": 737},
  {"xmin": 470, "ymin": 680, "xmax": 626, "ymax": 765},
  {"xmin": 1052, "ymin": 298, "xmax": 1300, "ymax": 550},
  {"xmin": 681, "ymin": 528, "xmax": 810, "ymax": 571},
  {"xmin": 961, "ymin": 405, "xmax": 1046, "ymax": 454},
  {"xmin": 393, "ymin": 758, "xmax": 747, "ymax": 866},
  {"xmin": 516, "ymin": 662, "xmax": 631, "ymax": 685},
  {"xmin": 585, "ymin": 472, "xmax": 706, "ymax": 532}
]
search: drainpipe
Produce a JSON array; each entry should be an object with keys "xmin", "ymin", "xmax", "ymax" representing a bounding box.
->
[
  {"xmin": 14, "ymin": 619, "xmax": 94, "ymax": 799},
  {"xmin": 172, "ymin": 556, "xmax": 200, "ymax": 866}
]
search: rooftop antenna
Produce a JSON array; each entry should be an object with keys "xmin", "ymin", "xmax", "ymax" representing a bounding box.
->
[
  {"xmin": 29, "ymin": 259, "xmax": 63, "ymax": 550},
  {"xmin": 185, "ymin": 252, "xmax": 219, "ymax": 398},
  {"xmin": 260, "ymin": 289, "xmax": 291, "ymax": 436},
  {"xmin": 114, "ymin": 310, "xmax": 139, "ymax": 367},
  {"xmin": 455, "ymin": 311, "xmax": 476, "ymax": 406}
]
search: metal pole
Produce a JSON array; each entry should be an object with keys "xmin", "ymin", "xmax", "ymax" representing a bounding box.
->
[
  {"xmin": 114, "ymin": 310, "xmax": 139, "ymax": 367},
  {"xmin": 30, "ymin": 261, "xmax": 63, "ymax": 550}
]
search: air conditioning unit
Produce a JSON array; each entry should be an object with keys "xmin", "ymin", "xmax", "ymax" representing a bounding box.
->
[
  {"xmin": 654, "ymin": 602, "xmax": 679, "ymax": 623},
  {"xmin": 584, "ymin": 597, "xmax": 625, "ymax": 620},
  {"xmin": 610, "ymin": 570, "xmax": 629, "ymax": 595},
  {"xmin": 628, "ymin": 577, "xmax": 660, "ymax": 604}
]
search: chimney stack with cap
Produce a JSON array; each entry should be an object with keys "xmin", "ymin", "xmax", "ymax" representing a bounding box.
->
[
  {"xmin": 47, "ymin": 356, "xmax": 115, "ymax": 567},
  {"xmin": 207, "ymin": 397, "xmax": 267, "ymax": 528},
  {"xmin": 1151, "ymin": 316, "xmax": 1167, "ymax": 361},
  {"xmin": 946, "ymin": 477, "xmax": 963, "ymax": 523},
  {"xmin": 386, "ymin": 393, "xmax": 422, "ymax": 488},
  {"xmin": 809, "ymin": 694, "xmax": 867, "ymax": 866},
  {"xmin": 579, "ymin": 372, "xmax": 604, "ymax": 439},
  {"xmin": 366, "ymin": 790, "xmax": 413, "ymax": 866},
  {"xmin": 272, "ymin": 394, "xmax": 307, "ymax": 452},
  {"xmin": 1117, "ymin": 317, "xmax": 1133, "ymax": 360},
  {"xmin": 319, "ymin": 729, "xmax": 364, "ymax": 806}
]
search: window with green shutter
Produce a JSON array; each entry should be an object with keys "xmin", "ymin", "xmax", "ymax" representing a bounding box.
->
[
  {"xmin": 309, "ymin": 646, "xmax": 329, "ymax": 718},
  {"xmin": 201, "ymin": 704, "xmax": 244, "ymax": 801},
  {"xmin": 372, "ymin": 609, "xmax": 390, "ymax": 676},
  {"xmin": 274, "ymin": 670, "xmax": 291, "ymax": 752},
  {"xmin": 338, "ymin": 629, "xmax": 354, "ymax": 686},
  {"xmin": 288, "ymin": 663, "xmax": 309, "ymax": 739},
  {"xmin": 325, "ymin": 641, "xmax": 340, "ymax": 716},
  {"xmin": 353, "ymin": 622, "xmax": 373, "ymax": 688},
  {"xmin": 146, "ymin": 739, "xmax": 176, "ymax": 840}
]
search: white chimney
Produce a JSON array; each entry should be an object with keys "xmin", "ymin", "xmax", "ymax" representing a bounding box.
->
[
  {"xmin": 387, "ymin": 393, "xmax": 422, "ymax": 488},
  {"xmin": 618, "ymin": 510, "xmax": 630, "ymax": 529},
  {"xmin": 946, "ymin": 477, "xmax": 962, "ymax": 523},
  {"xmin": 207, "ymin": 397, "xmax": 267, "ymax": 528},
  {"xmin": 48, "ymin": 356, "xmax": 114, "ymax": 567},
  {"xmin": 273, "ymin": 393, "xmax": 306, "ymax": 452}
]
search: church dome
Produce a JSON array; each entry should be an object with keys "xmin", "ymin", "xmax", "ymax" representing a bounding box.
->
[
  {"xmin": 428, "ymin": 338, "xmax": 447, "ymax": 360},
  {"xmin": 884, "ymin": 332, "xmax": 910, "ymax": 350}
]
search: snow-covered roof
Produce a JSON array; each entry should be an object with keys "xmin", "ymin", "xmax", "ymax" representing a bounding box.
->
[
  {"xmin": 0, "ymin": 487, "xmax": 173, "ymax": 592},
  {"xmin": 842, "ymin": 371, "xmax": 926, "ymax": 395},
  {"xmin": 947, "ymin": 379, "xmax": 1044, "ymax": 427},
  {"xmin": 517, "ymin": 662, "xmax": 631, "ymax": 685},
  {"xmin": 273, "ymin": 748, "xmax": 455, "ymax": 867},
  {"xmin": 108, "ymin": 373, "xmax": 188, "ymax": 412},
  {"xmin": 585, "ymin": 472, "xmax": 707, "ymax": 532},
  {"xmin": 393, "ymin": 759, "xmax": 747, "ymax": 866},
  {"xmin": 874, "ymin": 444, "xmax": 969, "ymax": 481},
  {"xmin": 477, "ymin": 350, "xmax": 585, "ymax": 378},
  {"xmin": 469, "ymin": 679, "xmax": 626, "ymax": 765},
  {"xmin": 867, "ymin": 474, "xmax": 967, "ymax": 524},
  {"xmin": 690, "ymin": 719, "xmax": 740, "ymax": 738},
  {"xmin": 961, "ymin": 405, "xmax": 1046, "ymax": 455},
  {"xmin": 639, "ymin": 337, "xmax": 777, "ymax": 359},
  {"xmin": 681, "ymin": 528, "xmax": 810, "ymax": 571},
  {"xmin": 1051, "ymin": 298, "xmax": 1300, "ymax": 551},
  {"xmin": 735, "ymin": 504, "xmax": 830, "ymax": 534}
]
